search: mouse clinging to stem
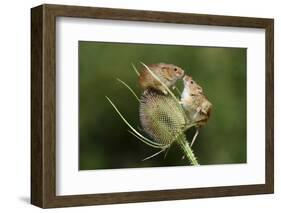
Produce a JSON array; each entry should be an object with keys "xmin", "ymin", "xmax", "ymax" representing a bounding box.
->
[
  {"xmin": 181, "ymin": 75, "xmax": 212, "ymax": 146},
  {"xmin": 138, "ymin": 63, "xmax": 185, "ymax": 94}
]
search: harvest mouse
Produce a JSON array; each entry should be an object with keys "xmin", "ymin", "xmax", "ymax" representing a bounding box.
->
[
  {"xmin": 181, "ymin": 75, "xmax": 212, "ymax": 146},
  {"xmin": 139, "ymin": 63, "xmax": 185, "ymax": 95}
]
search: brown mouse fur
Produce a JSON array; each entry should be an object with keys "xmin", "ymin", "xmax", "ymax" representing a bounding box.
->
[
  {"xmin": 181, "ymin": 75, "xmax": 212, "ymax": 127},
  {"xmin": 139, "ymin": 63, "xmax": 184, "ymax": 94}
]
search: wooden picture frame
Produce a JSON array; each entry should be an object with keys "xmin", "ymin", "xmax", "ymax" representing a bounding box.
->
[{"xmin": 31, "ymin": 4, "xmax": 274, "ymax": 208}]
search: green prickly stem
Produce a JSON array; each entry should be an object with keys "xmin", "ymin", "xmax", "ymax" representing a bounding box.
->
[{"xmin": 177, "ymin": 134, "xmax": 199, "ymax": 166}]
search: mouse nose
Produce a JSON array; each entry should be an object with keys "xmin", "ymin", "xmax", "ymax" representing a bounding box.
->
[{"xmin": 176, "ymin": 70, "xmax": 184, "ymax": 77}]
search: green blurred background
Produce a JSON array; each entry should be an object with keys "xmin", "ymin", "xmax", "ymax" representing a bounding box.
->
[{"xmin": 79, "ymin": 41, "xmax": 246, "ymax": 170}]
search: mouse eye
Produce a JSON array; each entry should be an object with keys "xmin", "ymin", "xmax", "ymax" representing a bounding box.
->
[
  {"xmin": 174, "ymin": 68, "xmax": 177, "ymax": 71},
  {"xmin": 190, "ymin": 80, "xmax": 194, "ymax": 84}
]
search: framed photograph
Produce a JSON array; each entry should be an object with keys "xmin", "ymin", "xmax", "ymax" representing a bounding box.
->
[{"xmin": 31, "ymin": 4, "xmax": 274, "ymax": 208}]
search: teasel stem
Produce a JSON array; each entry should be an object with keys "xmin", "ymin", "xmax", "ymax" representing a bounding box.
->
[
  {"xmin": 173, "ymin": 86, "xmax": 182, "ymax": 96},
  {"xmin": 177, "ymin": 134, "xmax": 199, "ymax": 166}
]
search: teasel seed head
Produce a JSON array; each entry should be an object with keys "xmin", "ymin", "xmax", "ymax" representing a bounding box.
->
[{"xmin": 139, "ymin": 89, "xmax": 188, "ymax": 146}]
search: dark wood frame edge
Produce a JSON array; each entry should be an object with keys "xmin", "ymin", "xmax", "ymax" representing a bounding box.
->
[{"xmin": 31, "ymin": 4, "xmax": 274, "ymax": 208}]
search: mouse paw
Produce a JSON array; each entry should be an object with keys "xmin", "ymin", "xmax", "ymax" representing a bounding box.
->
[{"xmin": 162, "ymin": 90, "xmax": 168, "ymax": 95}]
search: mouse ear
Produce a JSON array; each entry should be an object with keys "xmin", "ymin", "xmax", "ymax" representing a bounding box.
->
[
  {"xmin": 161, "ymin": 66, "xmax": 169, "ymax": 70},
  {"xmin": 198, "ymin": 87, "xmax": 203, "ymax": 93}
]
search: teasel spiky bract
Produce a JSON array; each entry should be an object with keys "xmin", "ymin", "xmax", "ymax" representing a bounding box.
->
[{"xmin": 106, "ymin": 62, "xmax": 199, "ymax": 166}]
